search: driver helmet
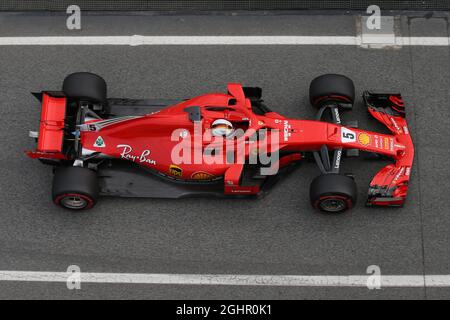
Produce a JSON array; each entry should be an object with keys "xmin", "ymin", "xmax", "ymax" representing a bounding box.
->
[{"xmin": 211, "ymin": 119, "xmax": 234, "ymax": 137}]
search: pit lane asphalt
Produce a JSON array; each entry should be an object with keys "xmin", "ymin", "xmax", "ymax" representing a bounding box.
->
[{"xmin": 0, "ymin": 12, "xmax": 449, "ymax": 299}]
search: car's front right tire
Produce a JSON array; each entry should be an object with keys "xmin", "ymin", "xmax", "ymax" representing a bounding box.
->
[{"xmin": 309, "ymin": 173, "xmax": 357, "ymax": 213}]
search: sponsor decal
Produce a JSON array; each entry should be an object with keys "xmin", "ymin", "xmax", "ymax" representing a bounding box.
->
[
  {"xmin": 341, "ymin": 127, "xmax": 356, "ymax": 143},
  {"xmin": 283, "ymin": 120, "xmax": 291, "ymax": 142},
  {"xmin": 358, "ymin": 133, "xmax": 371, "ymax": 146},
  {"xmin": 390, "ymin": 117, "xmax": 401, "ymax": 132},
  {"xmin": 384, "ymin": 137, "xmax": 390, "ymax": 150},
  {"xmin": 405, "ymin": 167, "xmax": 411, "ymax": 176},
  {"xmin": 393, "ymin": 167, "xmax": 405, "ymax": 183},
  {"xmin": 117, "ymin": 144, "xmax": 156, "ymax": 165},
  {"xmin": 169, "ymin": 165, "xmax": 183, "ymax": 177},
  {"xmin": 94, "ymin": 136, "xmax": 106, "ymax": 148},
  {"xmin": 334, "ymin": 149, "xmax": 342, "ymax": 169},
  {"xmin": 231, "ymin": 189, "xmax": 252, "ymax": 193},
  {"xmin": 191, "ymin": 171, "xmax": 216, "ymax": 180},
  {"xmin": 334, "ymin": 108, "xmax": 341, "ymax": 124}
]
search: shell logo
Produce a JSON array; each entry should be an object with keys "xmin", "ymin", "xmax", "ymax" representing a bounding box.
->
[
  {"xmin": 358, "ymin": 133, "xmax": 371, "ymax": 146},
  {"xmin": 191, "ymin": 171, "xmax": 215, "ymax": 180}
]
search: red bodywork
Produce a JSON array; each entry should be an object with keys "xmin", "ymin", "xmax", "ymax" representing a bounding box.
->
[
  {"xmin": 26, "ymin": 84, "xmax": 414, "ymax": 206},
  {"xmin": 26, "ymin": 94, "xmax": 68, "ymax": 160}
]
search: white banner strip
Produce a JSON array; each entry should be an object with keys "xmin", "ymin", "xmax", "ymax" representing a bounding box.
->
[
  {"xmin": 0, "ymin": 271, "xmax": 450, "ymax": 287},
  {"xmin": 0, "ymin": 36, "xmax": 448, "ymax": 46}
]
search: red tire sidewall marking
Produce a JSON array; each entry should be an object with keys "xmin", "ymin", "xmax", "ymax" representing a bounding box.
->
[
  {"xmin": 54, "ymin": 193, "xmax": 95, "ymax": 209},
  {"xmin": 313, "ymin": 95, "xmax": 351, "ymax": 106},
  {"xmin": 314, "ymin": 195, "xmax": 352, "ymax": 211}
]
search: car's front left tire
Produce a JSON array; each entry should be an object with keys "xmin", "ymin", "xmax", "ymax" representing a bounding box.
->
[
  {"xmin": 309, "ymin": 74, "xmax": 355, "ymax": 108},
  {"xmin": 52, "ymin": 166, "xmax": 99, "ymax": 210}
]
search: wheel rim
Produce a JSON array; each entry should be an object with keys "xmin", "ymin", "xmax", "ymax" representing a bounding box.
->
[
  {"xmin": 319, "ymin": 198, "xmax": 347, "ymax": 212},
  {"xmin": 60, "ymin": 195, "xmax": 88, "ymax": 210}
]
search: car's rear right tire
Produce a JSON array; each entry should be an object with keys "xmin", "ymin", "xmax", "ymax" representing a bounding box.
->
[
  {"xmin": 52, "ymin": 166, "xmax": 99, "ymax": 210},
  {"xmin": 310, "ymin": 174, "xmax": 357, "ymax": 213}
]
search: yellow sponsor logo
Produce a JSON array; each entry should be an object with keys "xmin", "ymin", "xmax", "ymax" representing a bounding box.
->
[
  {"xmin": 358, "ymin": 133, "xmax": 371, "ymax": 146},
  {"xmin": 169, "ymin": 165, "xmax": 183, "ymax": 177},
  {"xmin": 384, "ymin": 137, "xmax": 390, "ymax": 150}
]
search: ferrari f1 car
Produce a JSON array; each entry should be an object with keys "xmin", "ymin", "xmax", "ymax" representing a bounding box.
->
[{"xmin": 26, "ymin": 72, "xmax": 414, "ymax": 213}]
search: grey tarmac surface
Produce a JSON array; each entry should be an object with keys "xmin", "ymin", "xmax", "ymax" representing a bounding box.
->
[{"xmin": 0, "ymin": 12, "xmax": 449, "ymax": 299}]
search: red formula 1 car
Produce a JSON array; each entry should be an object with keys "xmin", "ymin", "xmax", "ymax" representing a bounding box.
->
[{"xmin": 26, "ymin": 72, "xmax": 414, "ymax": 213}]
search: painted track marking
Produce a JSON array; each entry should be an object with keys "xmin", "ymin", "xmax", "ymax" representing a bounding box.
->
[
  {"xmin": 0, "ymin": 36, "xmax": 448, "ymax": 46},
  {"xmin": 1, "ymin": 271, "xmax": 450, "ymax": 287}
]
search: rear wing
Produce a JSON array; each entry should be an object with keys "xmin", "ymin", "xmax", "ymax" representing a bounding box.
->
[
  {"xmin": 363, "ymin": 92, "xmax": 414, "ymax": 207},
  {"xmin": 25, "ymin": 92, "xmax": 69, "ymax": 160}
]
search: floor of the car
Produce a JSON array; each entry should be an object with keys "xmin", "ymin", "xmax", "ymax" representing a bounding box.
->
[
  {"xmin": 97, "ymin": 159, "xmax": 226, "ymax": 199},
  {"xmin": 106, "ymin": 98, "xmax": 180, "ymax": 118}
]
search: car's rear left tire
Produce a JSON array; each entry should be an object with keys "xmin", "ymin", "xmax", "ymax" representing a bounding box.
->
[
  {"xmin": 309, "ymin": 74, "xmax": 355, "ymax": 108},
  {"xmin": 310, "ymin": 173, "xmax": 357, "ymax": 213},
  {"xmin": 52, "ymin": 166, "xmax": 99, "ymax": 210}
]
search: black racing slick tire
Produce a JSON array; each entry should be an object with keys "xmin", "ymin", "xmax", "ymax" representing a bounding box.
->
[
  {"xmin": 52, "ymin": 166, "xmax": 99, "ymax": 210},
  {"xmin": 63, "ymin": 72, "xmax": 107, "ymax": 103},
  {"xmin": 309, "ymin": 74, "xmax": 355, "ymax": 108},
  {"xmin": 310, "ymin": 174, "xmax": 357, "ymax": 213}
]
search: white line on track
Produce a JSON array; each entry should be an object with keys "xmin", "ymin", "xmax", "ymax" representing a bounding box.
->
[
  {"xmin": 1, "ymin": 271, "xmax": 450, "ymax": 287},
  {"xmin": 0, "ymin": 36, "xmax": 448, "ymax": 46}
]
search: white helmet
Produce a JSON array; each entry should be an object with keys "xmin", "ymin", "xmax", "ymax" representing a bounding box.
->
[{"xmin": 211, "ymin": 119, "xmax": 234, "ymax": 137}]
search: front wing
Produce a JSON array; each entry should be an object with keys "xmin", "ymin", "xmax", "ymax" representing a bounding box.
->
[{"xmin": 363, "ymin": 92, "xmax": 414, "ymax": 207}]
